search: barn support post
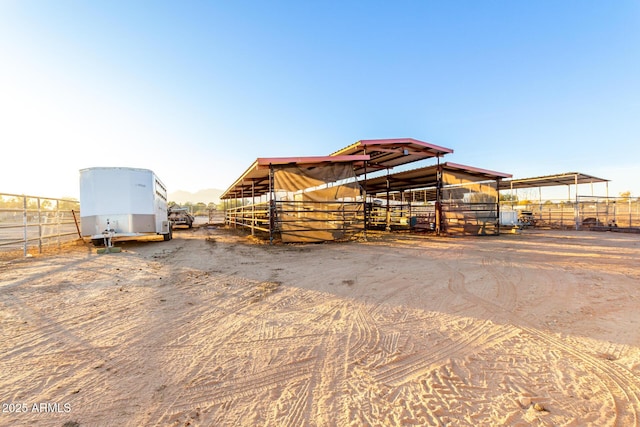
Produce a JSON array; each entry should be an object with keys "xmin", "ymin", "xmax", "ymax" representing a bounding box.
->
[
  {"xmin": 241, "ymin": 184, "xmax": 245, "ymax": 230},
  {"xmin": 251, "ymin": 180, "xmax": 255, "ymax": 236},
  {"xmin": 538, "ymin": 186, "xmax": 543, "ymax": 225},
  {"xmin": 269, "ymin": 164, "xmax": 274, "ymax": 245},
  {"xmin": 605, "ymin": 184, "xmax": 611, "ymax": 224},
  {"xmin": 231, "ymin": 196, "xmax": 235, "ymax": 228},
  {"xmin": 403, "ymin": 190, "xmax": 409, "ymax": 224},
  {"xmin": 363, "ymin": 147, "xmax": 368, "ymax": 241},
  {"xmin": 510, "ymin": 181, "xmax": 514, "ymax": 210},
  {"xmin": 435, "ymin": 157, "xmax": 443, "ymax": 235},
  {"xmin": 385, "ymin": 169, "xmax": 391, "ymax": 232}
]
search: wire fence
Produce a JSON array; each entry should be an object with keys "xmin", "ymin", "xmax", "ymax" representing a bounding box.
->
[{"xmin": 0, "ymin": 193, "xmax": 81, "ymax": 258}]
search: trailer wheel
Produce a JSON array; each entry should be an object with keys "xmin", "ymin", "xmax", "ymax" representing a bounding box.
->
[{"xmin": 163, "ymin": 228, "xmax": 172, "ymax": 241}]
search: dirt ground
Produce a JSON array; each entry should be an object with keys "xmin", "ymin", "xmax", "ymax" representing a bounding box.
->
[{"xmin": 1, "ymin": 223, "xmax": 640, "ymax": 426}]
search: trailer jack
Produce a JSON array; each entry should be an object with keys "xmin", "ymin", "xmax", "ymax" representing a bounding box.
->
[{"xmin": 97, "ymin": 219, "xmax": 121, "ymax": 254}]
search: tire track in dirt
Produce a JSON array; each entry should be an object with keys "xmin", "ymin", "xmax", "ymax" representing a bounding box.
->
[
  {"xmin": 264, "ymin": 379, "xmax": 312, "ymax": 427},
  {"xmin": 519, "ymin": 324, "xmax": 640, "ymax": 427},
  {"xmin": 0, "ymin": 284, "xmax": 147, "ymax": 408},
  {"xmin": 367, "ymin": 245, "xmax": 521, "ymax": 390},
  {"xmin": 2, "ymin": 244, "xmax": 259, "ymax": 423},
  {"xmin": 446, "ymin": 250, "xmax": 640, "ymax": 426},
  {"xmin": 146, "ymin": 283, "xmax": 316, "ymax": 426},
  {"xmin": 280, "ymin": 301, "xmax": 355, "ymax": 426},
  {"xmin": 480, "ymin": 255, "xmax": 518, "ymax": 311},
  {"xmin": 348, "ymin": 307, "xmax": 381, "ymax": 364},
  {"xmin": 169, "ymin": 357, "xmax": 316, "ymax": 410},
  {"xmin": 373, "ymin": 318, "xmax": 519, "ymax": 387}
]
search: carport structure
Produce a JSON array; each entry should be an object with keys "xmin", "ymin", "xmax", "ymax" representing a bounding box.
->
[
  {"xmin": 499, "ymin": 172, "xmax": 609, "ymax": 197},
  {"xmin": 497, "ymin": 172, "xmax": 614, "ymax": 230},
  {"xmin": 362, "ymin": 162, "xmax": 512, "ymax": 235}
]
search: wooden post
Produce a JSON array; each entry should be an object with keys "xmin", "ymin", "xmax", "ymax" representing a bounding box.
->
[{"xmin": 71, "ymin": 209, "xmax": 82, "ymax": 238}]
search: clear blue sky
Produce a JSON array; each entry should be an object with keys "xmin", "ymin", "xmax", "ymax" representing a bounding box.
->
[{"xmin": 1, "ymin": 0, "xmax": 639, "ymax": 200}]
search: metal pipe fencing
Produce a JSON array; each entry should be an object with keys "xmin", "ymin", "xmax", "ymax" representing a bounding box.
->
[
  {"xmin": 576, "ymin": 196, "xmax": 640, "ymax": 230},
  {"xmin": 225, "ymin": 199, "xmax": 365, "ymax": 242},
  {"xmin": 0, "ymin": 193, "xmax": 81, "ymax": 257},
  {"xmin": 500, "ymin": 197, "xmax": 640, "ymax": 231}
]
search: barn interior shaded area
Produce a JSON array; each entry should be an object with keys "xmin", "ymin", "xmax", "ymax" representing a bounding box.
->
[{"xmin": 221, "ymin": 138, "xmax": 512, "ymax": 242}]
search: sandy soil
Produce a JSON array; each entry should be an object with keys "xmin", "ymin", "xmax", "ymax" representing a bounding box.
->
[{"xmin": 1, "ymin": 223, "xmax": 640, "ymax": 426}]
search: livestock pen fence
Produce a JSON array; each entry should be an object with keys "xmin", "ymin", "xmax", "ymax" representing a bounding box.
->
[
  {"xmin": 0, "ymin": 193, "xmax": 81, "ymax": 257},
  {"xmin": 225, "ymin": 199, "xmax": 365, "ymax": 243},
  {"xmin": 500, "ymin": 196, "xmax": 640, "ymax": 231},
  {"xmin": 367, "ymin": 201, "xmax": 500, "ymax": 235}
]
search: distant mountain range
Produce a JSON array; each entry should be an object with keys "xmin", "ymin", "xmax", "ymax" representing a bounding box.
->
[{"xmin": 168, "ymin": 188, "xmax": 223, "ymax": 205}]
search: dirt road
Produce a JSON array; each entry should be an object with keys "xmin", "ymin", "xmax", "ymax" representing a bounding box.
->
[{"xmin": 1, "ymin": 225, "xmax": 639, "ymax": 426}]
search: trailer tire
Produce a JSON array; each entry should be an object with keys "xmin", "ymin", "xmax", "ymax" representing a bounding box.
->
[{"xmin": 163, "ymin": 228, "xmax": 172, "ymax": 241}]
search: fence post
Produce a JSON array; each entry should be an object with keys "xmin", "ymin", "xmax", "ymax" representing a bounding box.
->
[
  {"xmin": 23, "ymin": 196, "xmax": 28, "ymax": 257},
  {"xmin": 37, "ymin": 197, "xmax": 43, "ymax": 254},
  {"xmin": 56, "ymin": 199, "xmax": 61, "ymax": 248}
]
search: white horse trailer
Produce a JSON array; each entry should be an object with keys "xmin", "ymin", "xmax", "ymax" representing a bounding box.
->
[{"xmin": 80, "ymin": 167, "xmax": 171, "ymax": 246}]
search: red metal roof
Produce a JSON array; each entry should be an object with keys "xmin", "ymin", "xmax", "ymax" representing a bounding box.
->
[
  {"xmin": 222, "ymin": 138, "xmax": 455, "ymax": 199},
  {"xmin": 330, "ymin": 138, "xmax": 454, "ymax": 175},
  {"xmin": 362, "ymin": 161, "xmax": 511, "ymax": 195},
  {"xmin": 443, "ymin": 162, "xmax": 512, "ymax": 179},
  {"xmin": 221, "ymin": 155, "xmax": 369, "ymax": 199}
]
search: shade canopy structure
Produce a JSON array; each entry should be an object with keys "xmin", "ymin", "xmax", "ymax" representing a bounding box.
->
[
  {"xmin": 330, "ymin": 138, "xmax": 454, "ymax": 176},
  {"xmin": 220, "ymin": 155, "xmax": 369, "ymax": 200},
  {"xmin": 221, "ymin": 138, "xmax": 513, "ymax": 241},
  {"xmin": 498, "ymin": 172, "xmax": 609, "ymax": 191},
  {"xmin": 364, "ymin": 162, "xmax": 512, "ymax": 197},
  {"xmin": 497, "ymin": 172, "xmax": 612, "ymax": 231}
]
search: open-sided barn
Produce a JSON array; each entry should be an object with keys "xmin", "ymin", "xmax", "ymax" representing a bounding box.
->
[{"xmin": 221, "ymin": 138, "xmax": 512, "ymax": 242}]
